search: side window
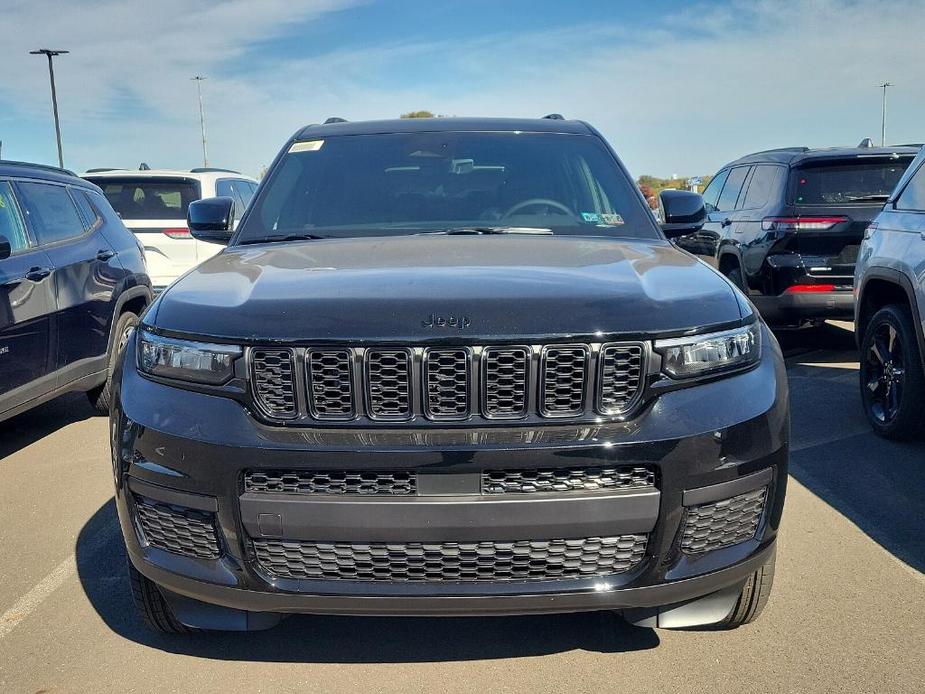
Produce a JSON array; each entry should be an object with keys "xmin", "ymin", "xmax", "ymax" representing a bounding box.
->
[
  {"xmin": 701, "ymin": 170, "xmax": 728, "ymax": 213},
  {"xmin": 716, "ymin": 166, "xmax": 750, "ymax": 212},
  {"xmin": 896, "ymin": 162, "xmax": 925, "ymax": 212},
  {"xmin": 70, "ymin": 188, "xmax": 103, "ymax": 233},
  {"xmin": 216, "ymin": 179, "xmax": 248, "ymax": 220},
  {"xmin": 0, "ymin": 181, "xmax": 30, "ymax": 253},
  {"xmin": 16, "ymin": 181, "xmax": 86, "ymax": 246},
  {"xmin": 741, "ymin": 165, "xmax": 780, "ymax": 210},
  {"xmin": 231, "ymin": 180, "xmax": 255, "ymax": 208}
]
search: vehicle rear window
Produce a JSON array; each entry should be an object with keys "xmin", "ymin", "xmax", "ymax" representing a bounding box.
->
[
  {"xmin": 791, "ymin": 157, "xmax": 913, "ymax": 205},
  {"xmin": 238, "ymin": 132, "xmax": 658, "ymax": 242},
  {"xmin": 86, "ymin": 177, "xmax": 199, "ymax": 220}
]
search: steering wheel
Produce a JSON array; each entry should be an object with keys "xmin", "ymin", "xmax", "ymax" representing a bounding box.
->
[{"xmin": 503, "ymin": 198, "xmax": 575, "ymax": 219}]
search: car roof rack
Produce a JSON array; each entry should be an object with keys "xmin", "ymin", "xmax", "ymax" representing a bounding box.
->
[
  {"xmin": 0, "ymin": 159, "xmax": 77, "ymax": 176},
  {"xmin": 749, "ymin": 146, "xmax": 810, "ymax": 155},
  {"xmin": 323, "ymin": 117, "xmax": 348, "ymax": 124},
  {"xmin": 542, "ymin": 113, "xmax": 565, "ymax": 120},
  {"xmin": 892, "ymin": 143, "xmax": 924, "ymax": 148},
  {"xmin": 189, "ymin": 167, "xmax": 241, "ymax": 174},
  {"xmin": 84, "ymin": 167, "xmax": 124, "ymax": 173}
]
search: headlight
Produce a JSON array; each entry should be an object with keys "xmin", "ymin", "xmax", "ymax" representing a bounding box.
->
[
  {"xmin": 654, "ymin": 322, "xmax": 760, "ymax": 379},
  {"xmin": 138, "ymin": 330, "xmax": 241, "ymax": 385}
]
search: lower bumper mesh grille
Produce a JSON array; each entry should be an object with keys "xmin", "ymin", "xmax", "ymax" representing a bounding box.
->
[
  {"xmin": 244, "ymin": 470, "xmax": 416, "ymax": 496},
  {"xmin": 252, "ymin": 535, "xmax": 647, "ymax": 582},
  {"xmin": 134, "ymin": 496, "xmax": 220, "ymax": 559},
  {"xmin": 680, "ymin": 487, "xmax": 767, "ymax": 554},
  {"xmin": 481, "ymin": 465, "xmax": 655, "ymax": 494}
]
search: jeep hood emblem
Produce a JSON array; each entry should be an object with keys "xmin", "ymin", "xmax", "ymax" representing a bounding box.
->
[{"xmin": 422, "ymin": 313, "xmax": 471, "ymax": 330}]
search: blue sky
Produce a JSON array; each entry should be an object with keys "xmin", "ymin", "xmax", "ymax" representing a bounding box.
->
[{"xmin": 1, "ymin": 0, "xmax": 923, "ymax": 178}]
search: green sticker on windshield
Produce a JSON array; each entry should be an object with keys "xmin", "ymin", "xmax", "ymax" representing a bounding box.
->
[{"xmin": 581, "ymin": 212, "xmax": 600, "ymax": 222}]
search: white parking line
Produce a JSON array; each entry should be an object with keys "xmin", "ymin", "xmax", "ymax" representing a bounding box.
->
[{"xmin": 0, "ymin": 554, "xmax": 75, "ymax": 640}]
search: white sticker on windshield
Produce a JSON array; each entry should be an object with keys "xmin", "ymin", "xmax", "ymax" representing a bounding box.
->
[
  {"xmin": 600, "ymin": 213, "xmax": 625, "ymax": 225},
  {"xmin": 289, "ymin": 140, "xmax": 324, "ymax": 153}
]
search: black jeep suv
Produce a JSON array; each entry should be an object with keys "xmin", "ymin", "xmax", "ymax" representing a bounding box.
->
[
  {"xmin": 0, "ymin": 161, "xmax": 151, "ymax": 422},
  {"xmin": 112, "ymin": 117, "xmax": 789, "ymax": 633},
  {"xmin": 674, "ymin": 143, "xmax": 917, "ymax": 326}
]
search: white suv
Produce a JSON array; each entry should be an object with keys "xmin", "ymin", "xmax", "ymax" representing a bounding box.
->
[{"xmin": 83, "ymin": 168, "xmax": 258, "ymax": 290}]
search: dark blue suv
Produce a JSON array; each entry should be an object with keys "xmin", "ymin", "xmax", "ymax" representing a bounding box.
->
[{"xmin": 0, "ymin": 161, "xmax": 152, "ymax": 421}]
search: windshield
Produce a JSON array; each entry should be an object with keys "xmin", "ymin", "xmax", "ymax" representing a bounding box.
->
[
  {"xmin": 790, "ymin": 157, "xmax": 913, "ymax": 205},
  {"xmin": 86, "ymin": 177, "xmax": 200, "ymax": 220},
  {"xmin": 236, "ymin": 132, "xmax": 658, "ymax": 243}
]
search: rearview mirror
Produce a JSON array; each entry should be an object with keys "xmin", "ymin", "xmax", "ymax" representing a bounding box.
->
[
  {"xmin": 188, "ymin": 197, "xmax": 236, "ymax": 244},
  {"xmin": 0, "ymin": 235, "xmax": 11, "ymax": 260},
  {"xmin": 659, "ymin": 189, "xmax": 706, "ymax": 239}
]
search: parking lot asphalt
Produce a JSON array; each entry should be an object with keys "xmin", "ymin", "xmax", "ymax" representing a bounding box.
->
[{"xmin": 1, "ymin": 322, "xmax": 923, "ymax": 694}]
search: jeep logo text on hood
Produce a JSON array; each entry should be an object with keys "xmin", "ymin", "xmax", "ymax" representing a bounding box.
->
[{"xmin": 422, "ymin": 313, "xmax": 471, "ymax": 330}]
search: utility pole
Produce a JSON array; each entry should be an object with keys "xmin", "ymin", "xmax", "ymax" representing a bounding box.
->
[
  {"xmin": 191, "ymin": 76, "xmax": 208, "ymax": 167},
  {"xmin": 877, "ymin": 82, "xmax": 893, "ymax": 147},
  {"xmin": 30, "ymin": 48, "xmax": 69, "ymax": 168}
]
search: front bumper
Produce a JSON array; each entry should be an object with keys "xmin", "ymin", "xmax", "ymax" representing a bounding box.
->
[{"xmin": 111, "ymin": 325, "xmax": 789, "ymax": 625}]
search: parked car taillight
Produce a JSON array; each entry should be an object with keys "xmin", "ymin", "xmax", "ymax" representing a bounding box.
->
[
  {"xmin": 162, "ymin": 227, "xmax": 192, "ymax": 239},
  {"xmin": 761, "ymin": 216, "xmax": 848, "ymax": 232}
]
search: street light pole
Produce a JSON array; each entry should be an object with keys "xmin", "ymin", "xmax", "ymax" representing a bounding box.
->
[
  {"xmin": 191, "ymin": 76, "xmax": 209, "ymax": 167},
  {"xmin": 30, "ymin": 48, "xmax": 69, "ymax": 168},
  {"xmin": 877, "ymin": 82, "xmax": 893, "ymax": 147}
]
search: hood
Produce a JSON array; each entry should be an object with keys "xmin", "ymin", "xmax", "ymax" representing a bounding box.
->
[{"xmin": 151, "ymin": 235, "xmax": 744, "ymax": 342}]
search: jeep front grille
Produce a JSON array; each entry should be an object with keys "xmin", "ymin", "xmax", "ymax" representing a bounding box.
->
[
  {"xmin": 248, "ymin": 342, "xmax": 646, "ymax": 424},
  {"xmin": 252, "ymin": 535, "xmax": 648, "ymax": 582},
  {"xmin": 481, "ymin": 465, "xmax": 655, "ymax": 494},
  {"xmin": 251, "ymin": 349, "xmax": 297, "ymax": 418}
]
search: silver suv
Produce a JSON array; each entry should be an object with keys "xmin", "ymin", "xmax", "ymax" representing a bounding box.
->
[{"xmin": 855, "ymin": 146, "xmax": 925, "ymax": 439}]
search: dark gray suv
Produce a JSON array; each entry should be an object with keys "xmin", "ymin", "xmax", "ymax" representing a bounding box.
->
[
  {"xmin": 856, "ymin": 145, "xmax": 925, "ymax": 439},
  {"xmin": 111, "ymin": 117, "xmax": 788, "ymax": 634}
]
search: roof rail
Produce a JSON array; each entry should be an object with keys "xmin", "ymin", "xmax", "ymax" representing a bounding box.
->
[
  {"xmin": 0, "ymin": 159, "xmax": 77, "ymax": 176},
  {"xmin": 748, "ymin": 146, "xmax": 810, "ymax": 156},
  {"xmin": 892, "ymin": 143, "xmax": 924, "ymax": 148},
  {"xmin": 189, "ymin": 167, "xmax": 241, "ymax": 174},
  {"xmin": 323, "ymin": 117, "xmax": 348, "ymax": 124},
  {"xmin": 542, "ymin": 113, "xmax": 565, "ymax": 120},
  {"xmin": 83, "ymin": 167, "xmax": 124, "ymax": 173}
]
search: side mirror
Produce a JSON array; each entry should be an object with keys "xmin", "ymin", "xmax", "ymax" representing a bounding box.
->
[
  {"xmin": 0, "ymin": 235, "xmax": 11, "ymax": 260},
  {"xmin": 188, "ymin": 197, "xmax": 236, "ymax": 244},
  {"xmin": 659, "ymin": 189, "xmax": 706, "ymax": 239}
]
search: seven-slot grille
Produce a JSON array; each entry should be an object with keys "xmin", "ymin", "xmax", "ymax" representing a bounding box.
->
[
  {"xmin": 248, "ymin": 342, "xmax": 646, "ymax": 423},
  {"xmin": 252, "ymin": 535, "xmax": 648, "ymax": 582},
  {"xmin": 251, "ymin": 349, "xmax": 297, "ymax": 418}
]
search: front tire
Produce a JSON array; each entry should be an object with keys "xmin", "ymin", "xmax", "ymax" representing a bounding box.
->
[
  {"xmin": 87, "ymin": 311, "xmax": 138, "ymax": 413},
  {"xmin": 713, "ymin": 550, "xmax": 776, "ymax": 629},
  {"xmin": 859, "ymin": 304, "xmax": 925, "ymax": 440},
  {"xmin": 127, "ymin": 560, "xmax": 196, "ymax": 634}
]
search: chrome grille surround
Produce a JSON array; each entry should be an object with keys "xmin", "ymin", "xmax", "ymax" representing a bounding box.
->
[
  {"xmin": 680, "ymin": 487, "xmax": 767, "ymax": 554},
  {"xmin": 307, "ymin": 349, "xmax": 355, "ymax": 420},
  {"xmin": 244, "ymin": 470, "xmax": 416, "ymax": 496},
  {"xmin": 597, "ymin": 343, "xmax": 645, "ymax": 415},
  {"xmin": 423, "ymin": 348, "xmax": 471, "ymax": 420},
  {"xmin": 250, "ymin": 349, "xmax": 297, "ymax": 419},
  {"xmin": 481, "ymin": 346, "xmax": 530, "ymax": 418},
  {"xmin": 365, "ymin": 349, "xmax": 413, "ymax": 420},
  {"xmin": 247, "ymin": 342, "xmax": 647, "ymax": 425},
  {"xmin": 482, "ymin": 465, "xmax": 656, "ymax": 494},
  {"xmin": 134, "ymin": 496, "xmax": 221, "ymax": 559},
  {"xmin": 539, "ymin": 345, "xmax": 590, "ymax": 417},
  {"xmin": 252, "ymin": 535, "xmax": 648, "ymax": 582}
]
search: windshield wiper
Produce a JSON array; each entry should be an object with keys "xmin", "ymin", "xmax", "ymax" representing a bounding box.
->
[
  {"xmin": 844, "ymin": 194, "xmax": 890, "ymax": 202},
  {"xmin": 416, "ymin": 226, "xmax": 553, "ymax": 236},
  {"xmin": 238, "ymin": 233, "xmax": 327, "ymax": 245}
]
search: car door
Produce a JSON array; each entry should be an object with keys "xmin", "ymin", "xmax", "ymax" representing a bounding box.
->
[
  {"xmin": 735, "ymin": 165, "xmax": 786, "ymax": 279},
  {"xmin": 0, "ymin": 180, "xmax": 56, "ymax": 411},
  {"xmin": 672, "ymin": 169, "xmax": 729, "ymax": 262},
  {"xmin": 15, "ymin": 180, "xmax": 119, "ymax": 382},
  {"xmin": 888, "ymin": 158, "xmax": 925, "ymax": 336}
]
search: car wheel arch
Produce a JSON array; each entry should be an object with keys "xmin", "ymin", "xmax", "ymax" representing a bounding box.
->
[{"xmin": 857, "ymin": 269, "xmax": 925, "ymax": 369}]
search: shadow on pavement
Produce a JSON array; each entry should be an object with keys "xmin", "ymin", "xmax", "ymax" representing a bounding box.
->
[
  {"xmin": 76, "ymin": 499, "xmax": 660, "ymax": 661},
  {"xmin": 786, "ymin": 336, "xmax": 925, "ymax": 573},
  {"xmin": 0, "ymin": 392, "xmax": 100, "ymax": 461}
]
